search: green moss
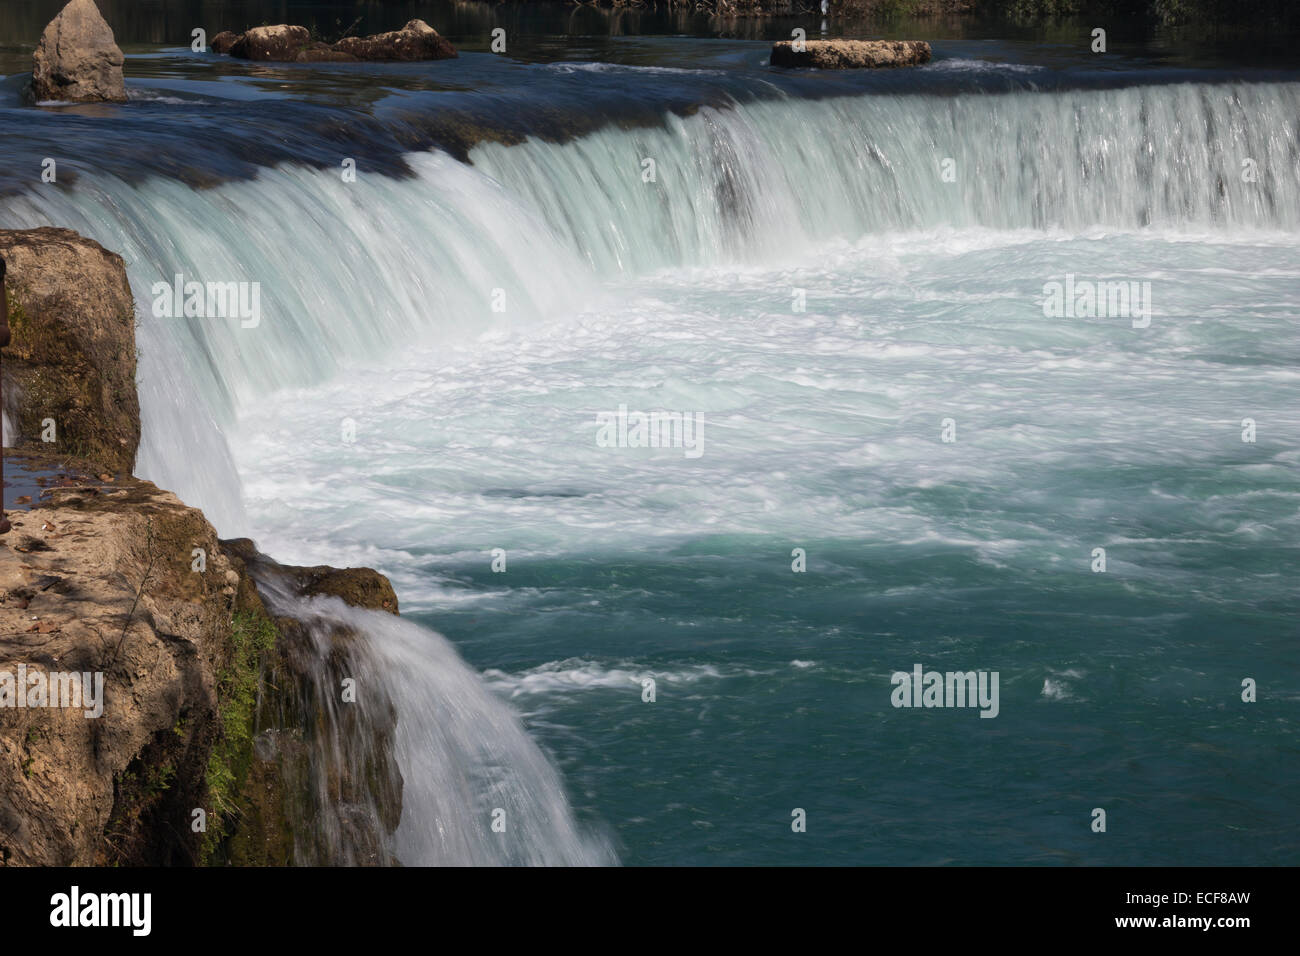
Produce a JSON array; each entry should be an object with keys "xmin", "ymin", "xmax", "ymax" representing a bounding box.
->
[
  {"xmin": 144, "ymin": 764, "xmax": 175, "ymax": 798},
  {"xmin": 6, "ymin": 287, "xmax": 28, "ymax": 333},
  {"xmin": 202, "ymin": 610, "xmax": 277, "ymax": 863}
]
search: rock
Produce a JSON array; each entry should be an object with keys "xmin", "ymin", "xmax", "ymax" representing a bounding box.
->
[
  {"xmin": 0, "ymin": 229, "xmax": 406, "ymax": 866},
  {"xmin": 293, "ymin": 42, "xmax": 359, "ymax": 64},
  {"xmin": 216, "ymin": 537, "xmax": 402, "ymax": 865},
  {"xmin": 0, "ymin": 228, "xmax": 139, "ymax": 475},
  {"xmin": 334, "ymin": 19, "xmax": 457, "ymax": 62},
  {"xmin": 228, "ymin": 24, "xmax": 311, "ymax": 62},
  {"xmin": 0, "ymin": 455, "xmax": 406, "ymax": 865},
  {"xmin": 216, "ymin": 19, "xmax": 456, "ymax": 64},
  {"xmin": 30, "ymin": 0, "xmax": 128, "ymax": 103},
  {"xmin": 209, "ymin": 31, "xmax": 239, "ymax": 55},
  {"xmin": 294, "ymin": 566, "xmax": 399, "ymax": 614},
  {"xmin": 0, "ymin": 471, "xmax": 240, "ymax": 865},
  {"xmin": 220, "ymin": 538, "xmax": 399, "ymax": 615},
  {"xmin": 770, "ymin": 39, "xmax": 931, "ymax": 70},
  {"xmin": 224, "ymin": 611, "xmax": 403, "ymax": 866}
]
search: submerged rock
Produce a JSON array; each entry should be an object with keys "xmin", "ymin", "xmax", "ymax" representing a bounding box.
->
[
  {"xmin": 30, "ymin": 0, "xmax": 128, "ymax": 103},
  {"xmin": 770, "ymin": 39, "xmax": 931, "ymax": 70},
  {"xmin": 218, "ymin": 19, "xmax": 456, "ymax": 64}
]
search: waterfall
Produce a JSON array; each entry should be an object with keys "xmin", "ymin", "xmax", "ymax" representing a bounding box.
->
[
  {"xmin": 3, "ymin": 79, "xmax": 1296, "ymax": 866},
  {"xmin": 2, "ymin": 83, "xmax": 1295, "ymax": 521},
  {"xmin": 249, "ymin": 572, "xmax": 615, "ymax": 866}
]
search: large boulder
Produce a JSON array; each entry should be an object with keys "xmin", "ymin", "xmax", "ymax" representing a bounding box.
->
[
  {"xmin": 0, "ymin": 228, "xmax": 139, "ymax": 476},
  {"xmin": 216, "ymin": 27, "xmax": 358, "ymax": 63},
  {"xmin": 334, "ymin": 19, "xmax": 457, "ymax": 62},
  {"xmin": 30, "ymin": 0, "xmax": 128, "ymax": 103},
  {"xmin": 228, "ymin": 24, "xmax": 312, "ymax": 61},
  {"xmin": 217, "ymin": 19, "xmax": 456, "ymax": 63},
  {"xmin": 0, "ymin": 470, "xmax": 245, "ymax": 865},
  {"xmin": 771, "ymin": 39, "xmax": 931, "ymax": 70}
]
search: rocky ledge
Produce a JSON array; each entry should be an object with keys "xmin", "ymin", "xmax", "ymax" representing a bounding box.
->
[
  {"xmin": 770, "ymin": 39, "xmax": 932, "ymax": 69},
  {"xmin": 0, "ymin": 228, "xmax": 405, "ymax": 866},
  {"xmin": 210, "ymin": 19, "xmax": 457, "ymax": 64}
]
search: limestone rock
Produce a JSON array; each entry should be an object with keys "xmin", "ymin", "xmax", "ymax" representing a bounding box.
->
[
  {"xmin": 228, "ymin": 24, "xmax": 311, "ymax": 62},
  {"xmin": 0, "ymin": 228, "xmax": 406, "ymax": 867},
  {"xmin": 771, "ymin": 39, "xmax": 931, "ymax": 70},
  {"xmin": 333, "ymin": 19, "xmax": 457, "ymax": 62},
  {"xmin": 0, "ymin": 228, "xmax": 139, "ymax": 475},
  {"xmin": 30, "ymin": 0, "xmax": 128, "ymax": 103},
  {"xmin": 217, "ymin": 19, "xmax": 456, "ymax": 63},
  {"xmin": 0, "ymin": 472, "xmax": 239, "ymax": 865},
  {"xmin": 221, "ymin": 538, "xmax": 399, "ymax": 615}
]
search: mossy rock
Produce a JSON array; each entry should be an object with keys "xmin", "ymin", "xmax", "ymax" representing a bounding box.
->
[{"xmin": 221, "ymin": 537, "xmax": 399, "ymax": 614}]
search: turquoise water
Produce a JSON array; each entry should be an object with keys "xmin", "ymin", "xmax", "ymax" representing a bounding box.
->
[
  {"xmin": 3, "ymin": 21, "xmax": 1298, "ymax": 864},
  {"xmin": 226, "ymin": 230, "xmax": 1300, "ymax": 865}
]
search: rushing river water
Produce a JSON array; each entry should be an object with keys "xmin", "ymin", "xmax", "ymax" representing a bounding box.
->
[{"xmin": 2, "ymin": 2, "xmax": 1297, "ymax": 865}]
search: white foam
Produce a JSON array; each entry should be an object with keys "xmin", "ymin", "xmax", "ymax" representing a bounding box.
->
[{"xmin": 482, "ymin": 658, "xmax": 767, "ymax": 697}]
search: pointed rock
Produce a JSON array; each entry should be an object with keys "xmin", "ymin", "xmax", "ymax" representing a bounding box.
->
[{"xmin": 31, "ymin": 0, "xmax": 128, "ymax": 103}]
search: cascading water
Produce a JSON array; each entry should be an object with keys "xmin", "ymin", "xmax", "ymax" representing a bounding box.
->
[
  {"xmin": 468, "ymin": 83, "xmax": 1300, "ymax": 266},
  {"xmin": 3, "ymin": 83, "xmax": 1294, "ymax": 515},
  {"xmin": 247, "ymin": 571, "xmax": 615, "ymax": 865},
  {"xmin": 4, "ymin": 68, "xmax": 1299, "ymax": 865},
  {"xmin": 5, "ymin": 82, "xmax": 1297, "ymax": 455}
]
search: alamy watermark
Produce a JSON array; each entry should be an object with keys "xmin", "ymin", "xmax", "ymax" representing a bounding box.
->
[
  {"xmin": 1042, "ymin": 274, "xmax": 1152, "ymax": 328},
  {"xmin": 890, "ymin": 663, "xmax": 999, "ymax": 718},
  {"xmin": 595, "ymin": 404, "xmax": 704, "ymax": 459},
  {"xmin": 0, "ymin": 665, "xmax": 104, "ymax": 718},
  {"xmin": 151, "ymin": 274, "xmax": 261, "ymax": 328},
  {"xmin": 50, "ymin": 886, "xmax": 150, "ymax": 936}
]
